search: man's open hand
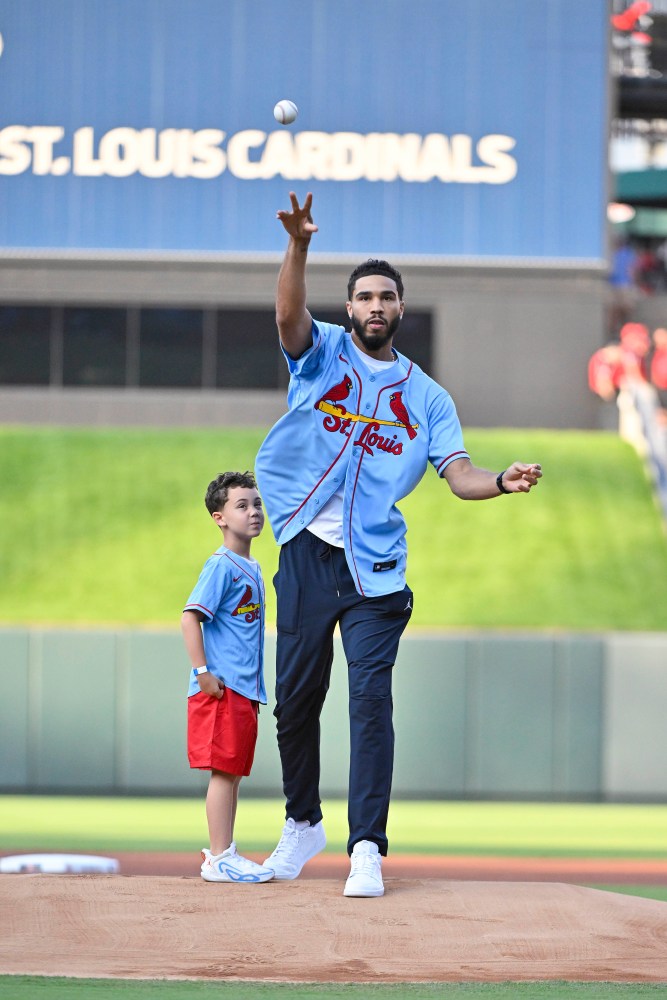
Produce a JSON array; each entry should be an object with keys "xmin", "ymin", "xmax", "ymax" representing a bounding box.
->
[{"xmin": 277, "ymin": 191, "xmax": 319, "ymax": 242}]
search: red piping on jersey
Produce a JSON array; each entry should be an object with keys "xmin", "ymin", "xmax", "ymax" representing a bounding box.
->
[
  {"xmin": 437, "ymin": 450, "xmax": 468, "ymax": 475},
  {"xmin": 347, "ymin": 362, "xmax": 413, "ymax": 595},
  {"xmin": 184, "ymin": 602, "xmax": 215, "ymax": 617},
  {"xmin": 282, "ymin": 359, "xmax": 362, "ymax": 535},
  {"xmin": 222, "ymin": 550, "xmax": 258, "ymax": 584}
]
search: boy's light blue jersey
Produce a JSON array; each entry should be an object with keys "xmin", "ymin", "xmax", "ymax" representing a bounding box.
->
[
  {"xmin": 256, "ymin": 320, "xmax": 469, "ymax": 597},
  {"xmin": 184, "ymin": 545, "xmax": 266, "ymax": 704}
]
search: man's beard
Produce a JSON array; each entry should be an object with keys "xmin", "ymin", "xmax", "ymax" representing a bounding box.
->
[{"xmin": 350, "ymin": 312, "xmax": 401, "ymax": 352}]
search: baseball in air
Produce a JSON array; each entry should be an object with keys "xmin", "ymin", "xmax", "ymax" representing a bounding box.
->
[{"xmin": 273, "ymin": 100, "xmax": 298, "ymax": 125}]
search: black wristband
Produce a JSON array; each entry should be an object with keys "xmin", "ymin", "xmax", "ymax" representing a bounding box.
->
[{"xmin": 496, "ymin": 471, "xmax": 511, "ymax": 495}]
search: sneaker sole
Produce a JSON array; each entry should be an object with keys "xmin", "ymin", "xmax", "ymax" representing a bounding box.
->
[
  {"xmin": 343, "ymin": 885, "xmax": 385, "ymax": 897},
  {"xmin": 201, "ymin": 869, "xmax": 275, "ymax": 883}
]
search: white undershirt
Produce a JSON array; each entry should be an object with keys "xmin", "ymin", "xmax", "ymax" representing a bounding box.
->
[{"xmin": 307, "ymin": 341, "xmax": 397, "ymax": 547}]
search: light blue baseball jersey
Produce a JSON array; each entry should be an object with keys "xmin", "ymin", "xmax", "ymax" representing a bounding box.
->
[
  {"xmin": 255, "ymin": 320, "xmax": 469, "ymax": 597},
  {"xmin": 184, "ymin": 545, "xmax": 266, "ymax": 704}
]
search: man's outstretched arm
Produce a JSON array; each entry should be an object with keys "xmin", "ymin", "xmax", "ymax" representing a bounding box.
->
[
  {"xmin": 275, "ymin": 191, "xmax": 319, "ymax": 359},
  {"xmin": 444, "ymin": 458, "xmax": 542, "ymax": 500}
]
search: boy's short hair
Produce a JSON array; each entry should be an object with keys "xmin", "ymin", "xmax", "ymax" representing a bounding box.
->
[
  {"xmin": 205, "ymin": 471, "xmax": 257, "ymax": 514},
  {"xmin": 347, "ymin": 259, "xmax": 404, "ymax": 301}
]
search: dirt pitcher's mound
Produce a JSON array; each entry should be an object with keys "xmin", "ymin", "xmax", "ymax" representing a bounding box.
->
[{"xmin": 2, "ymin": 875, "xmax": 667, "ymax": 983}]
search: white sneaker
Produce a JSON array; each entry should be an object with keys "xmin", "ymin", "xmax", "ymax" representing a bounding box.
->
[
  {"xmin": 200, "ymin": 844, "xmax": 274, "ymax": 883},
  {"xmin": 343, "ymin": 840, "xmax": 384, "ymax": 897},
  {"xmin": 263, "ymin": 818, "xmax": 326, "ymax": 879}
]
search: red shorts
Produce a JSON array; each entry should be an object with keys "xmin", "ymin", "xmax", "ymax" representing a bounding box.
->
[{"xmin": 187, "ymin": 687, "xmax": 258, "ymax": 776}]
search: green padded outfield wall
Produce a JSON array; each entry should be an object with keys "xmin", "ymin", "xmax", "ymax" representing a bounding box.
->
[{"xmin": 1, "ymin": 627, "xmax": 665, "ymax": 800}]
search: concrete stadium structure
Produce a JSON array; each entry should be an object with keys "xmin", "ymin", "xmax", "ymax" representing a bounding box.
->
[{"xmin": 0, "ymin": 253, "xmax": 606, "ymax": 430}]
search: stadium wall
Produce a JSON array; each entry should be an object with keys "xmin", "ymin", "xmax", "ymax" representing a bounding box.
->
[
  {"xmin": 2, "ymin": 627, "xmax": 666, "ymax": 801},
  {"xmin": 0, "ymin": 256, "xmax": 605, "ymax": 429}
]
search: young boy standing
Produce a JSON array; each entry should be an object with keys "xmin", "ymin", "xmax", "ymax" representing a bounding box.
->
[{"xmin": 181, "ymin": 471, "xmax": 274, "ymax": 883}]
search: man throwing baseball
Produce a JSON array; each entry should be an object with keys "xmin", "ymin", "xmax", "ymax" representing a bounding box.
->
[{"xmin": 256, "ymin": 192, "xmax": 542, "ymax": 897}]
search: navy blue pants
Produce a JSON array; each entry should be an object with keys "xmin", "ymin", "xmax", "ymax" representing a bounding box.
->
[{"xmin": 273, "ymin": 530, "xmax": 413, "ymax": 856}]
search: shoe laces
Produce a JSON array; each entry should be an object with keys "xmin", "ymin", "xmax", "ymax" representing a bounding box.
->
[
  {"xmin": 271, "ymin": 819, "xmax": 304, "ymax": 858},
  {"xmin": 350, "ymin": 851, "xmax": 381, "ymax": 878}
]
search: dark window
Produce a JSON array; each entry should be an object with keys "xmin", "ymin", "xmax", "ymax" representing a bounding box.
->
[
  {"xmin": 139, "ymin": 309, "xmax": 203, "ymax": 387},
  {"xmin": 312, "ymin": 308, "xmax": 434, "ymax": 376},
  {"xmin": 394, "ymin": 311, "xmax": 433, "ymax": 375},
  {"xmin": 313, "ymin": 308, "xmax": 349, "ymax": 329},
  {"xmin": 0, "ymin": 303, "xmax": 432, "ymax": 390},
  {"xmin": 0, "ymin": 306, "xmax": 51, "ymax": 385},
  {"xmin": 216, "ymin": 310, "xmax": 282, "ymax": 388},
  {"xmin": 63, "ymin": 308, "xmax": 127, "ymax": 386}
]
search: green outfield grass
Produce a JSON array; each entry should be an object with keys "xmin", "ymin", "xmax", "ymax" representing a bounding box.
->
[
  {"xmin": 1, "ymin": 427, "xmax": 667, "ymax": 630},
  {"xmin": 2, "ymin": 797, "xmax": 666, "ymax": 858},
  {"xmin": 2, "ymin": 979, "xmax": 667, "ymax": 1000},
  {"xmin": 592, "ymin": 884, "xmax": 667, "ymax": 902}
]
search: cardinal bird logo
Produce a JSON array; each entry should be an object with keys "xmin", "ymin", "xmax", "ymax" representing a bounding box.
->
[
  {"xmin": 316, "ymin": 374, "xmax": 353, "ymax": 412},
  {"xmin": 389, "ymin": 391, "xmax": 417, "ymax": 440},
  {"xmin": 231, "ymin": 583, "xmax": 260, "ymax": 623}
]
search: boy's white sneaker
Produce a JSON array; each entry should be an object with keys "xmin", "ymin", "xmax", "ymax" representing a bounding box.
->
[
  {"xmin": 343, "ymin": 840, "xmax": 384, "ymax": 897},
  {"xmin": 200, "ymin": 844, "xmax": 274, "ymax": 883},
  {"xmin": 262, "ymin": 818, "xmax": 326, "ymax": 879}
]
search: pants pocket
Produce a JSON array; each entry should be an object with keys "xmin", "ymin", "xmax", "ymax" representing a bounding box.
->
[{"xmin": 274, "ymin": 569, "xmax": 302, "ymax": 635}]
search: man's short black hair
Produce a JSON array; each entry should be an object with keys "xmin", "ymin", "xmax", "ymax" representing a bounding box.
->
[
  {"xmin": 347, "ymin": 259, "xmax": 404, "ymax": 301},
  {"xmin": 205, "ymin": 471, "xmax": 257, "ymax": 514}
]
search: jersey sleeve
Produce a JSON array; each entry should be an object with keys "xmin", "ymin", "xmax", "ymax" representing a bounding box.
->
[
  {"xmin": 427, "ymin": 386, "xmax": 470, "ymax": 476},
  {"xmin": 281, "ymin": 319, "xmax": 345, "ymax": 378},
  {"xmin": 279, "ymin": 318, "xmax": 325, "ymax": 377},
  {"xmin": 280, "ymin": 320, "xmax": 345, "ymax": 408},
  {"xmin": 183, "ymin": 555, "xmax": 229, "ymax": 622}
]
